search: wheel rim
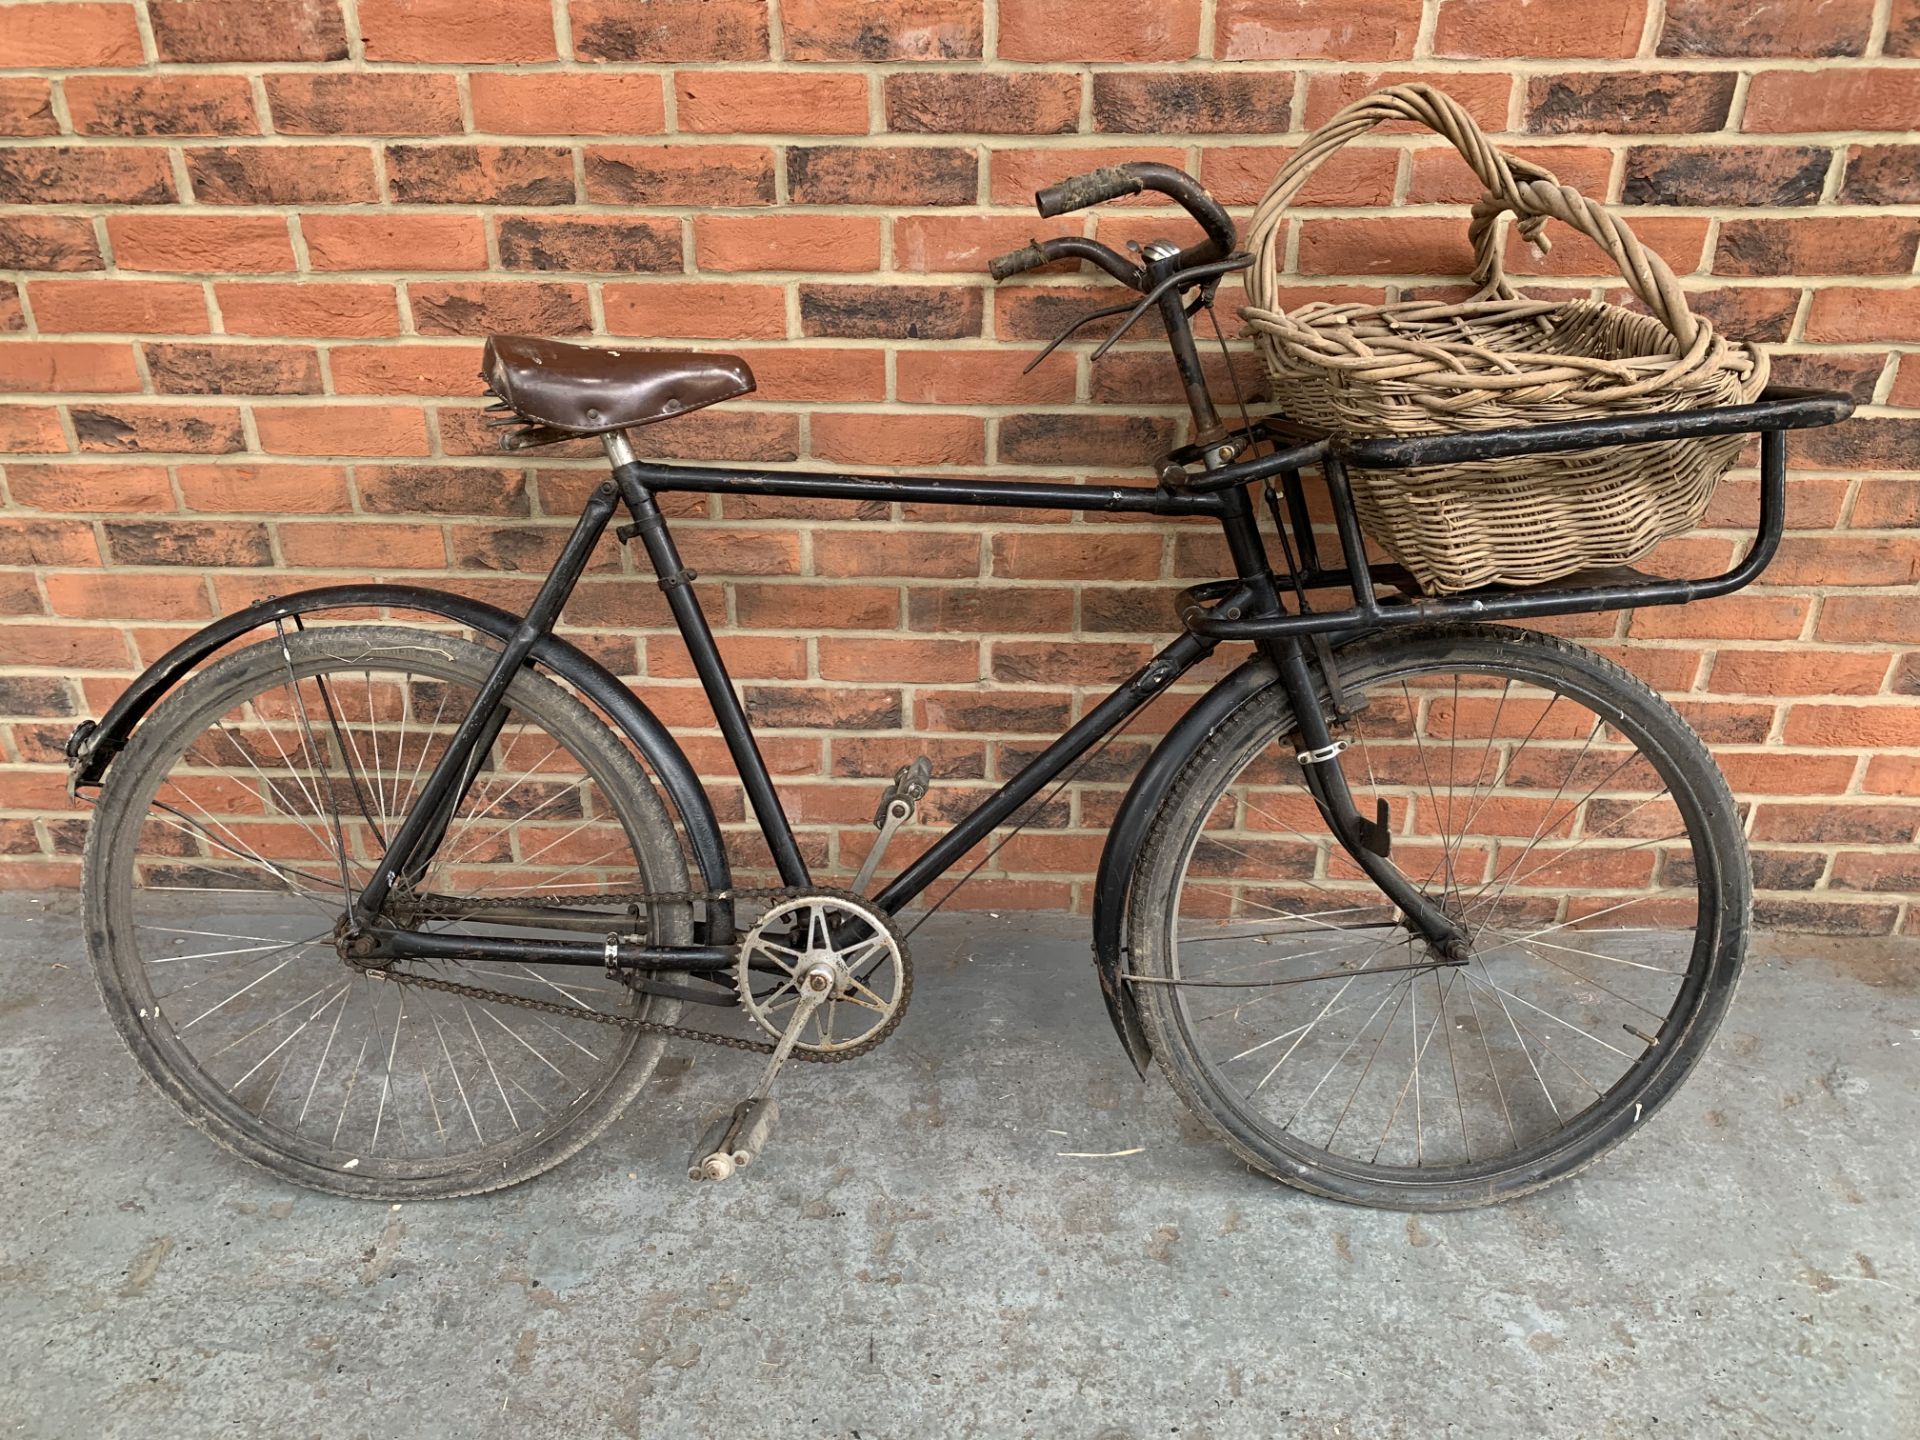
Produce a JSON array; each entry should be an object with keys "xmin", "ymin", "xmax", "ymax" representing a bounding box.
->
[
  {"xmin": 1162, "ymin": 649, "xmax": 1723, "ymax": 1187},
  {"xmin": 94, "ymin": 630, "xmax": 679, "ymax": 1186}
]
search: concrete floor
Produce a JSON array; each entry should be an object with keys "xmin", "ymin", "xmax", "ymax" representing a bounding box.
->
[{"xmin": 0, "ymin": 894, "xmax": 1914, "ymax": 1439}]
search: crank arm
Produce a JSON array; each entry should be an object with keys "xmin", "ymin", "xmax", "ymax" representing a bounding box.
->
[
  {"xmin": 853, "ymin": 800, "xmax": 910, "ymax": 896},
  {"xmin": 853, "ymin": 755, "xmax": 933, "ymax": 896},
  {"xmin": 689, "ymin": 1098, "xmax": 779, "ymax": 1182},
  {"xmin": 688, "ymin": 959, "xmax": 833, "ymax": 1182}
]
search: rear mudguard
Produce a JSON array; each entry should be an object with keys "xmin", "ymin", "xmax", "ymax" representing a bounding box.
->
[
  {"xmin": 1091, "ymin": 655, "xmax": 1282, "ymax": 1076},
  {"xmin": 65, "ymin": 584, "xmax": 737, "ymax": 940}
]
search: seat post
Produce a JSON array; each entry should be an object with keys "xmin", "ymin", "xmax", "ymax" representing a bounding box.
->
[{"xmin": 603, "ymin": 429, "xmax": 637, "ymax": 470}]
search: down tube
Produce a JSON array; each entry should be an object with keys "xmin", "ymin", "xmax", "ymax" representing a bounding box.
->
[{"xmin": 873, "ymin": 629, "xmax": 1217, "ymax": 914}]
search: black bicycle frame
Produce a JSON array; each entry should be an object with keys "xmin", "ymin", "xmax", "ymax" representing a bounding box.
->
[
  {"xmin": 356, "ymin": 459, "xmax": 1258, "ymax": 971},
  {"xmin": 352, "ymin": 377, "xmax": 1845, "ymax": 981}
]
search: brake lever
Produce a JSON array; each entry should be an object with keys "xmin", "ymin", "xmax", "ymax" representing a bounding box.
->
[
  {"xmin": 1088, "ymin": 252, "xmax": 1254, "ymax": 363},
  {"xmin": 1020, "ymin": 298, "xmax": 1138, "ymax": 375}
]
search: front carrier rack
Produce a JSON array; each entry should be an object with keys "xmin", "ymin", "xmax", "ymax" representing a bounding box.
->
[{"xmin": 1169, "ymin": 386, "xmax": 1853, "ymax": 642}]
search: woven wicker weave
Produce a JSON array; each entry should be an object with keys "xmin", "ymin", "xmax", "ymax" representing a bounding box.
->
[{"xmin": 1243, "ymin": 84, "xmax": 1769, "ymax": 594}]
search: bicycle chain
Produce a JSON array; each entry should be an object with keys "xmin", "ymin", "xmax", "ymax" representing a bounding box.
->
[{"xmin": 351, "ymin": 886, "xmax": 908, "ymax": 1064}]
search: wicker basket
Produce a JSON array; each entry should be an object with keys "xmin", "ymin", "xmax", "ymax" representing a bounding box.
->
[{"xmin": 1243, "ymin": 84, "xmax": 1769, "ymax": 595}]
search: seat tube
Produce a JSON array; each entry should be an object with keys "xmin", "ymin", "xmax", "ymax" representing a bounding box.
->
[{"xmin": 605, "ymin": 433, "xmax": 811, "ymax": 888}]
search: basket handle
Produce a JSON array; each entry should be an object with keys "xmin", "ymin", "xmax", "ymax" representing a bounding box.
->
[{"xmin": 1244, "ymin": 83, "xmax": 1701, "ymax": 351}]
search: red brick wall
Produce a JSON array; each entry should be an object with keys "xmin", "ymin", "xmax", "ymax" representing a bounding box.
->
[{"xmin": 1, "ymin": 0, "xmax": 1916, "ymax": 933}]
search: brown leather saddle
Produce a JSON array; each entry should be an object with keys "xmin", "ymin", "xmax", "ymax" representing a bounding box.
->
[{"xmin": 480, "ymin": 336, "xmax": 755, "ymax": 449}]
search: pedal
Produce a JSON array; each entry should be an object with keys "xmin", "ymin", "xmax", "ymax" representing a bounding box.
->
[
  {"xmin": 852, "ymin": 756, "xmax": 932, "ymax": 895},
  {"xmin": 688, "ymin": 1098, "xmax": 779, "ymax": 1183}
]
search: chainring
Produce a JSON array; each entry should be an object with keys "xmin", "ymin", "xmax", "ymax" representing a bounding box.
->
[{"xmin": 735, "ymin": 892, "xmax": 912, "ymax": 1056}]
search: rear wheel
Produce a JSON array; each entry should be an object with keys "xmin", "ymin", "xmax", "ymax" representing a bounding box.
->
[
  {"xmin": 1128, "ymin": 626, "xmax": 1747, "ymax": 1209},
  {"xmin": 83, "ymin": 624, "xmax": 691, "ymax": 1199}
]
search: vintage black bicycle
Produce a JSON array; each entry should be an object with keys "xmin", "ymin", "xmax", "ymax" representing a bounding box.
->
[{"xmin": 69, "ymin": 163, "xmax": 1850, "ymax": 1210}]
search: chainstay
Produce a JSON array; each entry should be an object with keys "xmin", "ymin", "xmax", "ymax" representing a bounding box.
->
[{"xmin": 359, "ymin": 885, "xmax": 908, "ymax": 1063}]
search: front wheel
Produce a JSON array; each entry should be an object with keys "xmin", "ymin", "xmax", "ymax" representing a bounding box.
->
[{"xmin": 1127, "ymin": 626, "xmax": 1748, "ymax": 1210}]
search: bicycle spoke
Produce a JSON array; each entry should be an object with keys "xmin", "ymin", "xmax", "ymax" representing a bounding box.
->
[
  {"xmin": 276, "ymin": 636, "xmax": 360, "ymax": 906},
  {"xmin": 1325, "ymin": 975, "xmax": 1415, "ymax": 1150},
  {"xmin": 211, "ymin": 979, "xmax": 343, "ymax": 1061},
  {"xmin": 1404, "ymin": 679, "xmax": 1458, "ymax": 907},
  {"xmin": 1463, "ymin": 966, "xmax": 1633, "ymax": 1061},
  {"xmin": 145, "ymin": 798, "xmax": 342, "ymax": 914},
  {"xmin": 1241, "ymin": 931, "xmax": 1406, "ymax": 1100},
  {"xmin": 369, "ymin": 988, "xmax": 407, "ymax": 1153},
  {"xmin": 1481, "ymin": 927, "xmax": 1681, "ymax": 976},
  {"xmin": 1185, "ymin": 884, "xmax": 1392, "ymax": 937},
  {"xmin": 463, "ymin": 1000, "xmax": 520, "ymax": 1133},
  {"xmin": 1462, "ymin": 971, "xmax": 1609, "ymax": 1096},
  {"xmin": 1440, "ymin": 965, "xmax": 1470, "ymax": 1165},
  {"xmin": 1374, "ymin": 967, "xmax": 1462, "ymax": 1165},
  {"xmin": 1482, "ymin": 933, "xmax": 1671, "ymax": 1018},
  {"xmin": 422, "ymin": 993, "xmax": 484, "ymax": 1144},
  {"xmin": 1469, "ymin": 952, "xmax": 1563, "ymax": 1126},
  {"xmin": 205, "ymin": 722, "xmax": 338, "ymax": 863},
  {"xmin": 1177, "ymin": 907, "xmax": 1395, "ymax": 945}
]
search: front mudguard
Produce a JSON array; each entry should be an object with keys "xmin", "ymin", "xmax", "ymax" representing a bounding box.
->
[
  {"xmin": 1091, "ymin": 656, "xmax": 1282, "ymax": 1076},
  {"xmin": 65, "ymin": 583, "xmax": 737, "ymax": 939}
]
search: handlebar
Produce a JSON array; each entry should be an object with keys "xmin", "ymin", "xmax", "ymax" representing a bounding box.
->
[
  {"xmin": 989, "ymin": 161, "xmax": 1238, "ymax": 285},
  {"xmin": 986, "ymin": 243, "xmax": 1048, "ymax": 282},
  {"xmin": 1037, "ymin": 162, "xmax": 1237, "ymax": 260},
  {"xmin": 1033, "ymin": 164, "xmax": 1150, "ymax": 217},
  {"xmin": 988, "ymin": 235, "xmax": 1146, "ymax": 288}
]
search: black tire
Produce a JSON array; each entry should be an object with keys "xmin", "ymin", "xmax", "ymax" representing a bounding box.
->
[
  {"xmin": 83, "ymin": 624, "xmax": 690, "ymax": 1199},
  {"xmin": 1127, "ymin": 625, "xmax": 1748, "ymax": 1210}
]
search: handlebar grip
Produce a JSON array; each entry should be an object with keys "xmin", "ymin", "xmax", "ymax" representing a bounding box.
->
[
  {"xmin": 1035, "ymin": 165, "xmax": 1145, "ymax": 219},
  {"xmin": 987, "ymin": 242, "xmax": 1050, "ymax": 282}
]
